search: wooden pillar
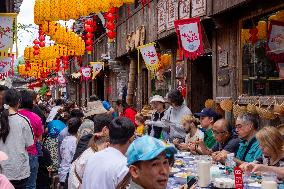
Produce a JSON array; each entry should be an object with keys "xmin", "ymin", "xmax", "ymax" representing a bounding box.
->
[
  {"xmin": 137, "ymin": 68, "xmax": 143, "ymax": 111},
  {"xmin": 127, "ymin": 58, "xmax": 137, "ymax": 106},
  {"xmin": 148, "ymin": 71, "xmax": 152, "ymax": 100},
  {"xmin": 171, "ymin": 49, "xmax": 177, "ymax": 90},
  {"xmin": 185, "ymin": 59, "xmax": 192, "ymax": 108}
]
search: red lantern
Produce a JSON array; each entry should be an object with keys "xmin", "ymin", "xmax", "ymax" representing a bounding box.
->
[
  {"xmin": 33, "ymin": 39, "xmax": 39, "ymax": 45},
  {"xmin": 85, "ymin": 19, "xmax": 93, "ymax": 26},
  {"xmin": 62, "ymin": 56, "xmax": 68, "ymax": 61},
  {"xmin": 86, "ymin": 39, "xmax": 93, "ymax": 45},
  {"xmin": 86, "ymin": 32, "xmax": 94, "ymax": 38},
  {"xmin": 39, "ymin": 35, "xmax": 45, "ymax": 41},
  {"xmin": 86, "ymin": 45, "xmax": 93, "ymax": 52},
  {"xmin": 33, "ymin": 45, "xmax": 39, "ymax": 50},
  {"xmin": 33, "ymin": 50, "xmax": 39, "ymax": 55},
  {"xmin": 107, "ymin": 31, "xmax": 116, "ymax": 39},
  {"xmin": 85, "ymin": 26, "xmax": 94, "ymax": 33},
  {"xmin": 106, "ymin": 22, "xmax": 115, "ymax": 31},
  {"xmin": 108, "ymin": 7, "xmax": 116, "ymax": 14},
  {"xmin": 39, "ymin": 41, "xmax": 45, "ymax": 47},
  {"xmin": 105, "ymin": 13, "xmax": 115, "ymax": 21}
]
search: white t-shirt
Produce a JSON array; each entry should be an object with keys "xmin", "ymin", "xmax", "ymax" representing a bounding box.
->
[
  {"xmin": 185, "ymin": 129, "xmax": 204, "ymax": 144},
  {"xmin": 68, "ymin": 148, "xmax": 96, "ymax": 189},
  {"xmin": 81, "ymin": 147, "xmax": 129, "ymax": 189}
]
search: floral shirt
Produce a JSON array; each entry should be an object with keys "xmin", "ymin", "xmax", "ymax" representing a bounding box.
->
[
  {"xmin": 43, "ymin": 136, "xmax": 59, "ymax": 172},
  {"xmin": 58, "ymin": 135, "xmax": 77, "ymax": 182}
]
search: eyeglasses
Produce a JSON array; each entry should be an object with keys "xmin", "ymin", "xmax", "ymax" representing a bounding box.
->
[
  {"xmin": 235, "ymin": 124, "xmax": 245, "ymax": 129},
  {"xmin": 212, "ymin": 130, "xmax": 226, "ymax": 135}
]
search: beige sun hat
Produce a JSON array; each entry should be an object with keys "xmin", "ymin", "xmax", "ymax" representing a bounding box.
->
[
  {"xmin": 150, "ymin": 95, "xmax": 165, "ymax": 103},
  {"xmin": 0, "ymin": 151, "xmax": 8, "ymax": 161},
  {"xmin": 84, "ymin": 101, "xmax": 108, "ymax": 117}
]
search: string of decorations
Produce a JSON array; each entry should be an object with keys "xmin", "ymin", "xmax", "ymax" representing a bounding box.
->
[{"xmin": 34, "ymin": 0, "xmax": 135, "ymax": 24}]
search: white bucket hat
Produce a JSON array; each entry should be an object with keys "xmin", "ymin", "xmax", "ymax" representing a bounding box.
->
[{"xmin": 150, "ymin": 95, "xmax": 165, "ymax": 103}]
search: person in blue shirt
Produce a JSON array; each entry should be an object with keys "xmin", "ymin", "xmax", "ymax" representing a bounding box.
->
[{"xmin": 234, "ymin": 113, "xmax": 262, "ymax": 165}]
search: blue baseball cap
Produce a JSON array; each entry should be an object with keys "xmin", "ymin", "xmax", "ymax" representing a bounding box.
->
[
  {"xmin": 194, "ymin": 108, "xmax": 218, "ymax": 118},
  {"xmin": 126, "ymin": 135, "xmax": 177, "ymax": 166}
]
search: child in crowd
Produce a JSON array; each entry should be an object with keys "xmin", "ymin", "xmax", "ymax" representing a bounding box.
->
[{"xmin": 135, "ymin": 113, "xmax": 145, "ymax": 136}]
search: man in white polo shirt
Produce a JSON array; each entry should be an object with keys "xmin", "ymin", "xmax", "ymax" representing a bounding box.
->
[{"xmin": 81, "ymin": 117, "xmax": 135, "ymax": 189}]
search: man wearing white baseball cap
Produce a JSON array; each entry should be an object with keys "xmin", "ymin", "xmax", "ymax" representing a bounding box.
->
[
  {"xmin": 126, "ymin": 135, "xmax": 177, "ymax": 189},
  {"xmin": 0, "ymin": 151, "xmax": 15, "ymax": 189}
]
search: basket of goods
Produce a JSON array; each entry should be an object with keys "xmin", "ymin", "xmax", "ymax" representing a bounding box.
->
[
  {"xmin": 256, "ymin": 104, "xmax": 277, "ymax": 120},
  {"xmin": 141, "ymin": 105, "xmax": 154, "ymax": 117},
  {"xmin": 220, "ymin": 99, "xmax": 233, "ymax": 112},
  {"xmin": 205, "ymin": 99, "xmax": 215, "ymax": 109},
  {"xmin": 274, "ymin": 101, "xmax": 284, "ymax": 116},
  {"xmin": 233, "ymin": 102, "xmax": 247, "ymax": 118},
  {"xmin": 247, "ymin": 98, "xmax": 258, "ymax": 114}
]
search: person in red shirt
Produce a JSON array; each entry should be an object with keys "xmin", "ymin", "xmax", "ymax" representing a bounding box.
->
[{"xmin": 116, "ymin": 100, "xmax": 137, "ymax": 126}]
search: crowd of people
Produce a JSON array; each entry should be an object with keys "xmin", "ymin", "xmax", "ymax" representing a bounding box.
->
[{"xmin": 0, "ymin": 87, "xmax": 283, "ymax": 189}]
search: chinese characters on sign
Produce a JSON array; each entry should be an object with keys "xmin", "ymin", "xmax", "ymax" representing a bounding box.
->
[
  {"xmin": 267, "ymin": 20, "xmax": 284, "ymax": 61},
  {"xmin": 157, "ymin": 0, "xmax": 167, "ymax": 33},
  {"xmin": 179, "ymin": 0, "xmax": 191, "ymax": 19},
  {"xmin": 174, "ymin": 17, "xmax": 204, "ymax": 60},
  {"xmin": 0, "ymin": 13, "xmax": 17, "ymax": 57},
  {"xmin": 167, "ymin": 0, "xmax": 178, "ymax": 29},
  {"xmin": 138, "ymin": 42, "xmax": 161, "ymax": 72},
  {"xmin": 0, "ymin": 54, "xmax": 14, "ymax": 79},
  {"xmin": 192, "ymin": 0, "xmax": 206, "ymax": 17},
  {"xmin": 234, "ymin": 167, "xmax": 244, "ymax": 189}
]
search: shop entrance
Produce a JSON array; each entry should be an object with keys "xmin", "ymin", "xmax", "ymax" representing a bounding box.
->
[
  {"xmin": 95, "ymin": 74, "xmax": 105, "ymax": 100},
  {"xmin": 190, "ymin": 54, "xmax": 213, "ymax": 112}
]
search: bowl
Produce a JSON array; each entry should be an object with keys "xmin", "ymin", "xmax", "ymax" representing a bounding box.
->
[{"xmin": 174, "ymin": 172, "xmax": 189, "ymax": 185}]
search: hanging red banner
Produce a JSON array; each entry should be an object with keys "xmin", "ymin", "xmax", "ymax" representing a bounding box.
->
[
  {"xmin": 267, "ymin": 20, "xmax": 284, "ymax": 62},
  {"xmin": 174, "ymin": 17, "xmax": 204, "ymax": 60}
]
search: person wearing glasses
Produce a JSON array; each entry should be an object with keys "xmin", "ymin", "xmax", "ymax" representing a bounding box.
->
[
  {"xmin": 234, "ymin": 113, "xmax": 262, "ymax": 165},
  {"xmin": 210, "ymin": 119, "xmax": 240, "ymax": 162},
  {"xmin": 191, "ymin": 119, "xmax": 240, "ymax": 159}
]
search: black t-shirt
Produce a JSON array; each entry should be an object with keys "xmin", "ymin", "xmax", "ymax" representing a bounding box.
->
[
  {"xmin": 212, "ymin": 136, "xmax": 240, "ymax": 154},
  {"xmin": 148, "ymin": 111, "xmax": 165, "ymax": 139}
]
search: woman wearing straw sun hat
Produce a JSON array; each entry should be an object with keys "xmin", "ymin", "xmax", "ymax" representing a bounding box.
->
[
  {"xmin": 0, "ymin": 151, "xmax": 15, "ymax": 189},
  {"xmin": 145, "ymin": 95, "xmax": 167, "ymax": 139}
]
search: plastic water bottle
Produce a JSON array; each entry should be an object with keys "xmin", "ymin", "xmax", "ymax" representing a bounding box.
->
[{"xmin": 225, "ymin": 153, "xmax": 236, "ymax": 172}]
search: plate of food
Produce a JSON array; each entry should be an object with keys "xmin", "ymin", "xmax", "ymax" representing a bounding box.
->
[
  {"xmin": 170, "ymin": 167, "xmax": 180, "ymax": 175},
  {"xmin": 174, "ymin": 159, "xmax": 185, "ymax": 166},
  {"xmin": 176, "ymin": 151, "xmax": 191, "ymax": 158},
  {"xmin": 174, "ymin": 172, "xmax": 190, "ymax": 184}
]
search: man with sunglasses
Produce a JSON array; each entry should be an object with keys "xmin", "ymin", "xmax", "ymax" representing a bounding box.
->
[
  {"xmin": 211, "ymin": 119, "xmax": 240, "ymax": 162},
  {"xmin": 193, "ymin": 119, "xmax": 240, "ymax": 158}
]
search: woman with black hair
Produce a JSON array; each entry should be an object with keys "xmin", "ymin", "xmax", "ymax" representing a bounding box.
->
[
  {"xmin": 116, "ymin": 100, "xmax": 137, "ymax": 125},
  {"xmin": 0, "ymin": 89, "xmax": 34, "ymax": 189},
  {"xmin": 18, "ymin": 90, "xmax": 44, "ymax": 189},
  {"xmin": 58, "ymin": 117, "xmax": 82, "ymax": 187},
  {"xmin": 145, "ymin": 89, "xmax": 192, "ymax": 142}
]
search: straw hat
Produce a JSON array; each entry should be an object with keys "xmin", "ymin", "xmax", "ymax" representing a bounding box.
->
[
  {"xmin": 150, "ymin": 95, "xmax": 165, "ymax": 103},
  {"xmin": 0, "ymin": 151, "xmax": 8, "ymax": 161},
  {"xmin": 84, "ymin": 101, "xmax": 108, "ymax": 117}
]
